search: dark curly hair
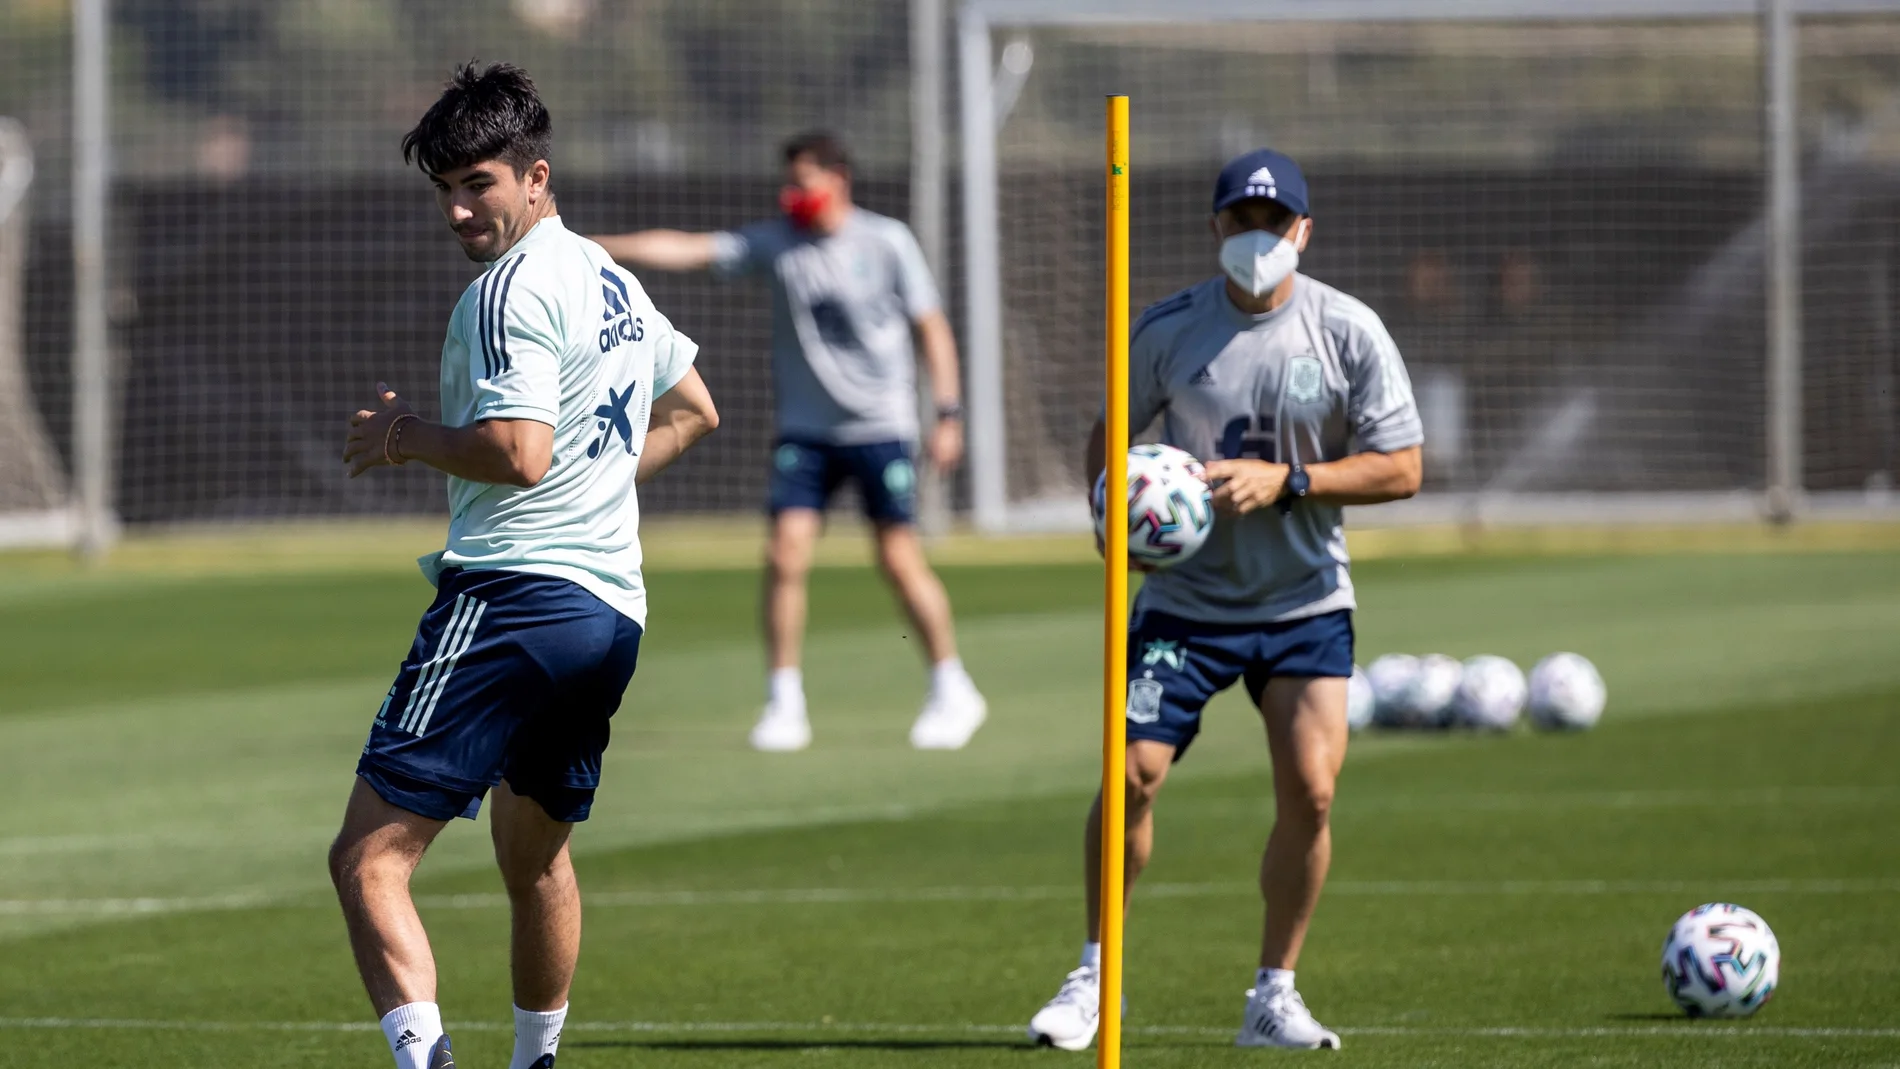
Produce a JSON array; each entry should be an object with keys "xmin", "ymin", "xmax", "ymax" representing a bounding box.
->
[{"xmin": 402, "ymin": 62, "xmax": 552, "ymax": 177}]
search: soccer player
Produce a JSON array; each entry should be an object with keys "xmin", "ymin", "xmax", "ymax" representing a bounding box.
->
[
  {"xmin": 590, "ymin": 131, "xmax": 987, "ymax": 753},
  {"xmin": 331, "ymin": 64, "xmax": 719, "ymax": 1069},
  {"xmin": 1026, "ymin": 149, "xmax": 1424, "ymax": 1051}
]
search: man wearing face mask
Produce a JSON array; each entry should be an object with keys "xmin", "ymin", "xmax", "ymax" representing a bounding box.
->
[
  {"xmin": 592, "ymin": 131, "xmax": 985, "ymax": 754},
  {"xmin": 1027, "ymin": 150, "xmax": 1423, "ymax": 1052}
]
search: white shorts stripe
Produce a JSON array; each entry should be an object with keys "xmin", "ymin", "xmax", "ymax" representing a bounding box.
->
[
  {"xmin": 398, "ymin": 595, "xmax": 474, "ymax": 734},
  {"xmin": 410, "ymin": 598, "xmax": 484, "ymax": 738}
]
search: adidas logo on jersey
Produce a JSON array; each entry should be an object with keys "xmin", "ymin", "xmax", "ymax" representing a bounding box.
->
[
  {"xmin": 598, "ymin": 268, "xmax": 645, "ymax": 353},
  {"xmin": 1189, "ymin": 366, "xmax": 1217, "ymax": 387}
]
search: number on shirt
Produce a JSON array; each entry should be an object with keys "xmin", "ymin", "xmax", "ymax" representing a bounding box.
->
[
  {"xmin": 1219, "ymin": 415, "xmax": 1278, "ymax": 463},
  {"xmin": 808, "ymin": 297, "xmax": 862, "ymax": 351}
]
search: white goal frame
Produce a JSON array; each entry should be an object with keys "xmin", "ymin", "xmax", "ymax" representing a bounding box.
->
[{"xmin": 957, "ymin": 0, "xmax": 1900, "ymax": 532}]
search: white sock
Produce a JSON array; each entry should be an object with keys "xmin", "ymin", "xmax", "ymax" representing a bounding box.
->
[
  {"xmin": 1080, "ymin": 941, "xmax": 1102, "ymax": 969},
  {"xmin": 768, "ymin": 667, "xmax": 804, "ymax": 710},
  {"xmin": 931, "ymin": 657, "xmax": 971, "ymax": 695},
  {"xmin": 1256, "ymin": 967, "xmax": 1295, "ymax": 993},
  {"xmin": 511, "ymin": 1003, "xmax": 568, "ymax": 1069},
  {"xmin": 380, "ymin": 1002, "xmax": 443, "ymax": 1069}
]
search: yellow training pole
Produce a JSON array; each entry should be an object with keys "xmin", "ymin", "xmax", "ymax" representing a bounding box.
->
[{"xmin": 1099, "ymin": 92, "xmax": 1131, "ymax": 1069}]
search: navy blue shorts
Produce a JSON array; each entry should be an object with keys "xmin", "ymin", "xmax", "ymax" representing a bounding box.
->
[
  {"xmin": 768, "ymin": 438, "xmax": 917, "ymax": 524},
  {"xmin": 1126, "ymin": 609, "xmax": 1354, "ymax": 758},
  {"xmin": 357, "ymin": 569, "xmax": 642, "ymax": 824}
]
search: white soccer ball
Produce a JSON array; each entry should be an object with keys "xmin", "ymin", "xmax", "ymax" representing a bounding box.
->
[
  {"xmin": 1091, "ymin": 443, "xmax": 1214, "ymax": 568},
  {"xmin": 1527, "ymin": 652, "xmax": 1606, "ymax": 730},
  {"xmin": 1452, "ymin": 655, "xmax": 1527, "ymax": 731},
  {"xmin": 1661, "ymin": 903, "xmax": 1780, "ymax": 1018},
  {"xmin": 1365, "ymin": 653, "xmax": 1419, "ymax": 727},
  {"xmin": 1346, "ymin": 665, "xmax": 1376, "ymax": 732},
  {"xmin": 1401, "ymin": 654, "xmax": 1464, "ymax": 728}
]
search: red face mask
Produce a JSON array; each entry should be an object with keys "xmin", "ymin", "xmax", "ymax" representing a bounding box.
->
[{"xmin": 780, "ymin": 185, "xmax": 833, "ymax": 230}]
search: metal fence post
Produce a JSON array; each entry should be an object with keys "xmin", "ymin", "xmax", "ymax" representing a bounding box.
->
[
  {"xmin": 73, "ymin": 0, "xmax": 114, "ymax": 557},
  {"xmin": 911, "ymin": 0, "xmax": 951, "ymax": 535},
  {"xmin": 958, "ymin": 8, "xmax": 1007, "ymax": 533},
  {"xmin": 1764, "ymin": 0, "xmax": 1803, "ymax": 522}
]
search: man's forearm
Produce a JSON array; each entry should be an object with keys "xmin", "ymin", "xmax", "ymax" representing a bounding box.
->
[
  {"xmin": 398, "ymin": 420, "xmax": 550, "ymax": 487},
  {"xmin": 593, "ymin": 230, "xmax": 716, "ymax": 273},
  {"xmin": 918, "ymin": 314, "xmax": 962, "ymax": 409},
  {"xmin": 1305, "ymin": 447, "xmax": 1422, "ymax": 506},
  {"xmin": 635, "ymin": 416, "xmax": 712, "ymax": 485}
]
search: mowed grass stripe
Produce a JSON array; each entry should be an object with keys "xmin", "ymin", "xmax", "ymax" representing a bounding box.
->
[
  {"xmin": 2, "ymin": 1016, "xmax": 1897, "ymax": 1040},
  {"xmin": 5, "ymin": 877, "xmax": 1898, "ymax": 916}
]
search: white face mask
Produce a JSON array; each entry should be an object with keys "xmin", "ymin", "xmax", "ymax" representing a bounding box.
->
[{"xmin": 1218, "ymin": 220, "xmax": 1307, "ymax": 297}]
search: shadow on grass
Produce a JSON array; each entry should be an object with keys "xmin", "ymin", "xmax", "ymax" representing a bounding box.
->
[{"xmin": 1605, "ymin": 1012, "xmax": 1695, "ymax": 1021}]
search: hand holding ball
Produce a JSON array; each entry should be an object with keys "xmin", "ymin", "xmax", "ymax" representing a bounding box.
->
[{"xmin": 1092, "ymin": 444, "xmax": 1216, "ymax": 568}]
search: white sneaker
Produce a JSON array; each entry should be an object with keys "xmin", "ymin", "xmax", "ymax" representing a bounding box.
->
[
  {"xmin": 1235, "ymin": 984, "xmax": 1341, "ymax": 1050},
  {"xmin": 1027, "ymin": 964, "xmax": 1100, "ymax": 1051},
  {"xmin": 748, "ymin": 700, "xmax": 811, "ymax": 752},
  {"xmin": 909, "ymin": 686, "xmax": 988, "ymax": 750}
]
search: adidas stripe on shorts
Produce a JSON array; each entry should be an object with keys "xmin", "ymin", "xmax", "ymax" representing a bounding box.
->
[{"xmin": 357, "ymin": 567, "xmax": 642, "ymax": 823}]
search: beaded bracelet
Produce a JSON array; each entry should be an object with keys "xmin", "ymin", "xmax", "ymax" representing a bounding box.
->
[{"xmin": 384, "ymin": 413, "xmax": 420, "ymax": 466}]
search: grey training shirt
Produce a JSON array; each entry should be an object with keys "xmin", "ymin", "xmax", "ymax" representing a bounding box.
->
[
  {"xmin": 712, "ymin": 210, "xmax": 940, "ymax": 445},
  {"xmin": 1128, "ymin": 274, "xmax": 1424, "ymax": 624}
]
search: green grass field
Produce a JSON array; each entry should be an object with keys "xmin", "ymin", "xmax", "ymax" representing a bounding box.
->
[{"xmin": 2, "ymin": 540, "xmax": 1898, "ymax": 1067}]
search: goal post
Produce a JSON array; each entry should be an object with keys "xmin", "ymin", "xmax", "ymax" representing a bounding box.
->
[{"xmin": 958, "ymin": 0, "xmax": 1900, "ymax": 533}]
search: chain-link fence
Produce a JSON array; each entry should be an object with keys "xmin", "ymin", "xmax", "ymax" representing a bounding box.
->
[
  {"xmin": 2, "ymin": 0, "xmax": 1898, "ymax": 543},
  {"xmin": 961, "ymin": 1, "xmax": 1900, "ymax": 529}
]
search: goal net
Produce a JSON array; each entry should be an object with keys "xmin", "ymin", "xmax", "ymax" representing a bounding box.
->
[
  {"xmin": 962, "ymin": 3, "xmax": 1900, "ymax": 529},
  {"xmin": 0, "ymin": 116, "xmax": 73, "ymax": 544}
]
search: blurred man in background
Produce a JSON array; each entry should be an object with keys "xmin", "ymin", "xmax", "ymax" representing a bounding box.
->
[
  {"xmin": 593, "ymin": 131, "xmax": 987, "ymax": 753},
  {"xmin": 1027, "ymin": 149, "xmax": 1423, "ymax": 1052},
  {"xmin": 333, "ymin": 63, "xmax": 718, "ymax": 1069}
]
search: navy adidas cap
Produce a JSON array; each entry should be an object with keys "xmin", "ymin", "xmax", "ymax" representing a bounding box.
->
[{"xmin": 1212, "ymin": 149, "xmax": 1309, "ymax": 217}]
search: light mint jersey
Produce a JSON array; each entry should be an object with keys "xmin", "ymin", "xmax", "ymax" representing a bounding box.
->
[
  {"xmin": 1128, "ymin": 274, "xmax": 1423, "ymax": 624},
  {"xmin": 421, "ymin": 215, "xmax": 699, "ymax": 626},
  {"xmin": 711, "ymin": 209, "xmax": 940, "ymax": 444}
]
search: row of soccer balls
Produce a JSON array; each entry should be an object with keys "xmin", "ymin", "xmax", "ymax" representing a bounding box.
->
[{"xmin": 1348, "ymin": 651, "xmax": 1606, "ymax": 732}]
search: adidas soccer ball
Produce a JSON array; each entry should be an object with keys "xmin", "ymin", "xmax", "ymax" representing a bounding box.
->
[
  {"xmin": 1091, "ymin": 444, "xmax": 1214, "ymax": 568},
  {"xmin": 1527, "ymin": 652, "xmax": 1606, "ymax": 730},
  {"xmin": 1403, "ymin": 654, "xmax": 1464, "ymax": 728},
  {"xmin": 1365, "ymin": 654, "xmax": 1419, "ymax": 727},
  {"xmin": 1661, "ymin": 903, "xmax": 1780, "ymax": 1017},
  {"xmin": 1375, "ymin": 653, "xmax": 1460, "ymax": 728},
  {"xmin": 1345, "ymin": 665, "xmax": 1376, "ymax": 732},
  {"xmin": 1452, "ymin": 655, "xmax": 1527, "ymax": 731}
]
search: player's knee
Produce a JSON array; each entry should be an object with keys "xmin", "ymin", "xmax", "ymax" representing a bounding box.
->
[
  {"xmin": 1277, "ymin": 778, "xmax": 1335, "ymax": 826},
  {"xmin": 328, "ymin": 832, "xmax": 376, "ymax": 893},
  {"xmin": 874, "ymin": 532, "xmax": 926, "ymax": 583},
  {"xmin": 765, "ymin": 537, "xmax": 812, "ymax": 581},
  {"xmin": 497, "ymin": 850, "xmax": 570, "ymax": 900},
  {"xmin": 1124, "ymin": 766, "xmax": 1167, "ymax": 814}
]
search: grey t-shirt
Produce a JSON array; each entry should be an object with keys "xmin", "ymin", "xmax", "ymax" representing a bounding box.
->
[
  {"xmin": 712, "ymin": 210, "xmax": 940, "ymax": 444},
  {"xmin": 1127, "ymin": 274, "xmax": 1424, "ymax": 624}
]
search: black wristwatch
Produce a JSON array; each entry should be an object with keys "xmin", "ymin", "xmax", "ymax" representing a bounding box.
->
[
  {"xmin": 1278, "ymin": 462, "xmax": 1310, "ymax": 515},
  {"xmin": 935, "ymin": 400, "xmax": 965, "ymax": 422}
]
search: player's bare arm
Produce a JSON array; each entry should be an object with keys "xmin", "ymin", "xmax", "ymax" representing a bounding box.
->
[
  {"xmin": 343, "ymin": 383, "xmax": 553, "ymax": 486},
  {"xmin": 1204, "ymin": 446, "xmax": 1421, "ymax": 515},
  {"xmin": 592, "ymin": 229, "xmax": 721, "ymax": 272},
  {"xmin": 915, "ymin": 308, "xmax": 965, "ymax": 471},
  {"xmin": 637, "ymin": 366, "xmax": 720, "ymax": 485}
]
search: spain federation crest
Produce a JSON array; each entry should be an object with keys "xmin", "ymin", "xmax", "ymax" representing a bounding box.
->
[{"xmin": 1287, "ymin": 355, "xmax": 1324, "ymax": 405}]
